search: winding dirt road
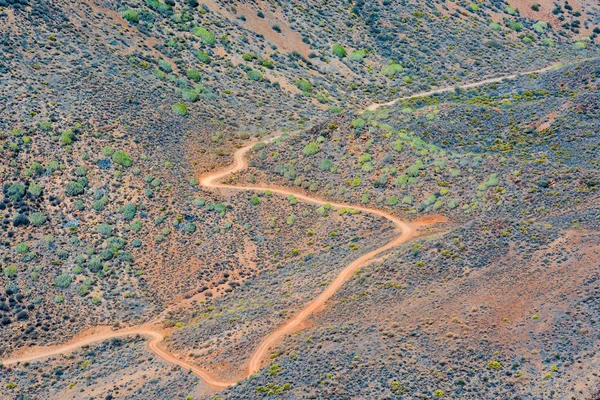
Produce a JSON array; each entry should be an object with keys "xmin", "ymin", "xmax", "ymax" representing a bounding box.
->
[
  {"xmin": 1, "ymin": 60, "xmax": 584, "ymax": 392},
  {"xmin": 364, "ymin": 61, "xmax": 567, "ymax": 111}
]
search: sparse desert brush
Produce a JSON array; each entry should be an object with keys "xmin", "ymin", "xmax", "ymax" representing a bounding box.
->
[
  {"xmin": 332, "ymin": 44, "xmax": 346, "ymax": 58},
  {"xmin": 172, "ymin": 103, "xmax": 188, "ymax": 116},
  {"xmin": 382, "ymin": 63, "xmax": 403, "ymax": 78},
  {"xmin": 247, "ymin": 70, "xmax": 264, "ymax": 81},
  {"xmin": 193, "ymin": 27, "xmax": 216, "ymax": 45},
  {"xmin": 121, "ymin": 9, "xmax": 139, "ymax": 23},
  {"xmin": 186, "ymin": 69, "xmax": 201, "ymax": 82},
  {"xmin": 158, "ymin": 60, "xmax": 172, "ymax": 73},
  {"xmin": 196, "ymin": 51, "xmax": 211, "ymax": 64},
  {"xmin": 182, "ymin": 88, "xmax": 199, "ymax": 102},
  {"xmin": 302, "ymin": 142, "xmax": 319, "ymax": 156},
  {"xmin": 112, "ymin": 150, "xmax": 133, "ymax": 167},
  {"xmin": 296, "ymin": 79, "xmax": 312, "ymax": 93}
]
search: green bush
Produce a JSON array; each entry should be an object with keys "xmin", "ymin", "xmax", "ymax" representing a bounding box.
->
[
  {"xmin": 187, "ymin": 69, "xmax": 201, "ymax": 82},
  {"xmin": 382, "ymin": 63, "xmax": 404, "ymax": 78},
  {"xmin": 386, "ymin": 196, "xmax": 399, "ymax": 206},
  {"xmin": 158, "ymin": 60, "xmax": 172, "ymax": 73},
  {"xmin": 112, "ymin": 150, "xmax": 133, "ymax": 167},
  {"xmin": 242, "ymin": 53, "xmax": 255, "ymax": 61},
  {"xmin": 28, "ymin": 183, "xmax": 42, "ymax": 197},
  {"xmin": 349, "ymin": 49, "xmax": 367, "ymax": 61},
  {"xmin": 250, "ymin": 195, "xmax": 261, "ymax": 205},
  {"xmin": 319, "ymin": 159, "xmax": 333, "ymax": 171},
  {"xmin": 332, "ymin": 44, "xmax": 346, "ymax": 58},
  {"xmin": 507, "ymin": 21, "xmax": 522, "ymax": 31},
  {"xmin": 60, "ymin": 129, "xmax": 75, "ymax": 146},
  {"xmin": 131, "ymin": 220, "xmax": 143, "ymax": 232},
  {"xmin": 4, "ymin": 265, "xmax": 17, "ymax": 278},
  {"xmin": 182, "ymin": 88, "xmax": 199, "ymax": 102},
  {"xmin": 489, "ymin": 22, "xmax": 501, "ymax": 31},
  {"xmin": 55, "ymin": 273, "xmax": 72, "ymax": 289},
  {"xmin": 296, "ymin": 79, "xmax": 312, "ymax": 92},
  {"xmin": 39, "ymin": 121, "xmax": 52, "ymax": 131},
  {"xmin": 302, "ymin": 142, "xmax": 320, "ymax": 156},
  {"xmin": 184, "ymin": 223, "xmax": 196, "ymax": 233},
  {"xmin": 247, "ymin": 70, "xmax": 264, "ymax": 81},
  {"xmin": 29, "ymin": 212, "xmax": 46, "ymax": 227},
  {"xmin": 7, "ymin": 183, "xmax": 25, "ymax": 200},
  {"xmin": 97, "ymin": 223, "xmax": 112, "ymax": 237},
  {"xmin": 196, "ymin": 51, "xmax": 211, "ymax": 64},
  {"xmin": 15, "ymin": 242, "xmax": 29, "ymax": 254},
  {"xmin": 533, "ymin": 21, "xmax": 547, "ymax": 32},
  {"xmin": 193, "ymin": 27, "xmax": 216, "ymax": 45},
  {"xmin": 88, "ymin": 257, "xmax": 103, "ymax": 273},
  {"xmin": 487, "ymin": 360, "xmax": 503, "ymax": 370},
  {"xmin": 78, "ymin": 284, "xmax": 90, "ymax": 296},
  {"xmin": 122, "ymin": 203, "xmax": 137, "ymax": 220},
  {"xmin": 172, "ymin": 103, "xmax": 188, "ymax": 116},
  {"xmin": 65, "ymin": 181, "xmax": 84, "ymax": 197},
  {"xmin": 121, "ymin": 9, "xmax": 139, "ymax": 23}
]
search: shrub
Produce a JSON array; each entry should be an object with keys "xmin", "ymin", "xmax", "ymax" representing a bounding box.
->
[
  {"xmin": 122, "ymin": 203, "xmax": 137, "ymax": 220},
  {"xmin": 172, "ymin": 103, "xmax": 188, "ymax": 116},
  {"xmin": 303, "ymin": 142, "xmax": 320, "ymax": 156},
  {"xmin": 184, "ymin": 223, "xmax": 196, "ymax": 233},
  {"xmin": 382, "ymin": 63, "xmax": 403, "ymax": 78},
  {"xmin": 7, "ymin": 183, "xmax": 25, "ymax": 200},
  {"xmin": 29, "ymin": 212, "xmax": 46, "ymax": 227},
  {"xmin": 77, "ymin": 284, "xmax": 90, "ymax": 296},
  {"xmin": 60, "ymin": 129, "xmax": 75, "ymax": 146},
  {"xmin": 193, "ymin": 27, "xmax": 216, "ymax": 45},
  {"xmin": 3, "ymin": 265, "xmax": 17, "ymax": 278},
  {"xmin": 433, "ymin": 390, "xmax": 445, "ymax": 398},
  {"xmin": 158, "ymin": 60, "xmax": 172, "ymax": 73},
  {"xmin": 55, "ymin": 273, "xmax": 72, "ymax": 289},
  {"xmin": 28, "ymin": 183, "xmax": 42, "ymax": 197},
  {"xmin": 387, "ymin": 196, "xmax": 399, "ymax": 206},
  {"xmin": 97, "ymin": 223, "xmax": 112, "ymax": 236},
  {"xmin": 196, "ymin": 51, "xmax": 211, "ymax": 64},
  {"xmin": 121, "ymin": 9, "xmax": 139, "ymax": 23},
  {"xmin": 247, "ymin": 70, "xmax": 263, "ymax": 81},
  {"xmin": 349, "ymin": 49, "xmax": 367, "ymax": 61},
  {"xmin": 332, "ymin": 44, "xmax": 346, "ymax": 58},
  {"xmin": 131, "ymin": 220, "xmax": 143, "ymax": 232},
  {"xmin": 182, "ymin": 88, "xmax": 199, "ymax": 102},
  {"xmin": 487, "ymin": 360, "xmax": 503, "ymax": 370},
  {"xmin": 250, "ymin": 195, "xmax": 261, "ymax": 205},
  {"xmin": 88, "ymin": 257, "xmax": 103, "ymax": 273},
  {"xmin": 65, "ymin": 181, "xmax": 84, "ymax": 197},
  {"xmin": 15, "ymin": 242, "xmax": 29, "ymax": 254},
  {"xmin": 468, "ymin": 3, "xmax": 479, "ymax": 12},
  {"xmin": 296, "ymin": 79, "xmax": 312, "ymax": 92},
  {"xmin": 242, "ymin": 53, "xmax": 255, "ymax": 61},
  {"xmin": 319, "ymin": 159, "xmax": 333, "ymax": 171},
  {"xmin": 112, "ymin": 150, "xmax": 133, "ymax": 167},
  {"xmin": 187, "ymin": 69, "xmax": 201, "ymax": 82},
  {"xmin": 351, "ymin": 118, "xmax": 366, "ymax": 128},
  {"xmin": 507, "ymin": 21, "xmax": 522, "ymax": 31},
  {"xmin": 489, "ymin": 22, "xmax": 501, "ymax": 31},
  {"xmin": 533, "ymin": 21, "xmax": 547, "ymax": 32},
  {"xmin": 39, "ymin": 121, "xmax": 52, "ymax": 131}
]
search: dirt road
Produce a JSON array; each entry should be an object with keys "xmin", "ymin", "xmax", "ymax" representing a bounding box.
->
[{"xmin": 3, "ymin": 59, "xmax": 583, "ymax": 391}]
